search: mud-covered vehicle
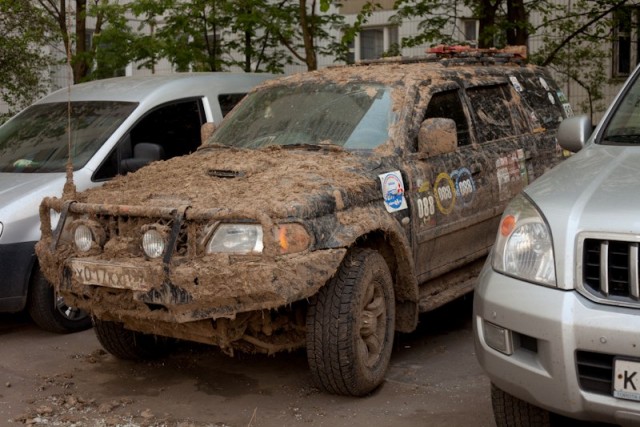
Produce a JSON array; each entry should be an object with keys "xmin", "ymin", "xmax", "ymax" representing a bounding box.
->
[{"xmin": 36, "ymin": 51, "xmax": 571, "ymax": 396}]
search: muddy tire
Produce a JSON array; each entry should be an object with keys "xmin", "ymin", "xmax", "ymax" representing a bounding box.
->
[
  {"xmin": 306, "ymin": 248, "xmax": 395, "ymax": 396},
  {"xmin": 93, "ymin": 319, "xmax": 172, "ymax": 360},
  {"xmin": 492, "ymin": 383, "xmax": 551, "ymax": 427},
  {"xmin": 27, "ymin": 268, "xmax": 92, "ymax": 334}
]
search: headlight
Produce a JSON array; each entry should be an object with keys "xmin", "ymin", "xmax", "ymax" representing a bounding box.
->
[
  {"xmin": 142, "ymin": 229, "xmax": 166, "ymax": 259},
  {"xmin": 492, "ymin": 194, "xmax": 556, "ymax": 287},
  {"xmin": 74, "ymin": 224, "xmax": 94, "ymax": 252},
  {"xmin": 206, "ymin": 224, "xmax": 263, "ymax": 254}
]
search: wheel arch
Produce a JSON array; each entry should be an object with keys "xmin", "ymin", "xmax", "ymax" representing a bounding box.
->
[{"xmin": 352, "ymin": 229, "xmax": 419, "ymax": 333}]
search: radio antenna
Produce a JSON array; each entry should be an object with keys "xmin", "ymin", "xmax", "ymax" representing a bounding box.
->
[{"xmin": 61, "ymin": 2, "xmax": 77, "ymax": 200}]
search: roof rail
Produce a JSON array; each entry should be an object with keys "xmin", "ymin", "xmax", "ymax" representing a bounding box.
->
[{"xmin": 351, "ymin": 45, "xmax": 528, "ymax": 68}]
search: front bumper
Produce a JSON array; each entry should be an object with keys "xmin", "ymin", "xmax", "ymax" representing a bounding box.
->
[
  {"xmin": 58, "ymin": 249, "xmax": 347, "ymax": 323},
  {"xmin": 473, "ymin": 264, "xmax": 640, "ymax": 426}
]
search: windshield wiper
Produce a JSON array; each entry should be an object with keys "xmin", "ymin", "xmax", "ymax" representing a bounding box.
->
[{"xmin": 280, "ymin": 142, "xmax": 344, "ymax": 152}]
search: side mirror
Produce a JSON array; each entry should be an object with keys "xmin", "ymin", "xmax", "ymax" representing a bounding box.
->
[
  {"xmin": 557, "ymin": 115, "xmax": 592, "ymax": 153},
  {"xmin": 418, "ymin": 118, "xmax": 457, "ymax": 156},
  {"xmin": 201, "ymin": 122, "xmax": 217, "ymax": 144}
]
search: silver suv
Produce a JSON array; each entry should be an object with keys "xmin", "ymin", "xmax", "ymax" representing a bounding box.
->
[
  {"xmin": 474, "ymin": 66, "xmax": 640, "ymax": 424},
  {"xmin": 0, "ymin": 72, "xmax": 274, "ymax": 333}
]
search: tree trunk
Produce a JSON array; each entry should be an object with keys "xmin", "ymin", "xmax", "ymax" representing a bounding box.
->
[
  {"xmin": 299, "ymin": 0, "xmax": 317, "ymax": 70},
  {"xmin": 477, "ymin": 0, "xmax": 501, "ymax": 48},
  {"xmin": 506, "ymin": 0, "xmax": 528, "ymax": 46},
  {"xmin": 73, "ymin": 0, "xmax": 88, "ymax": 82}
]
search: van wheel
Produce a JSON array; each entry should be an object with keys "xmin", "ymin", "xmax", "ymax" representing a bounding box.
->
[
  {"xmin": 93, "ymin": 318, "xmax": 172, "ymax": 360},
  {"xmin": 27, "ymin": 268, "xmax": 92, "ymax": 334},
  {"xmin": 306, "ymin": 248, "xmax": 395, "ymax": 396},
  {"xmin": 492, "ymin": 383, "xmax": 551, "ymax": 427}
]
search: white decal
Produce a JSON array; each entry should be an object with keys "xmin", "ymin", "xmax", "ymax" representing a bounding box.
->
[{"xmin": 379, "ymin": 171, "xmax": 408, "ymax": 213}]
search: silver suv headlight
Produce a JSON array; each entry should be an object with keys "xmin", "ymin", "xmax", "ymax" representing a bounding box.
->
[
  {"xmin": 492, "ymin": 194, "xmax": 556, "ymax": 287},
  {"xmin": 206, "ymin": 224, "xmax": 264, "ymax": 254}
]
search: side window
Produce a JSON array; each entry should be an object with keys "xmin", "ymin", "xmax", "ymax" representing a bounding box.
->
[
  {"xmin": 424, "ymin": 90, "xmax": 471, "ymax": 146},
  {"xmin": 93, "ymin": 99, "xmax": 204, "ymax": 181},
  {"xmin": 218, "ymin": 93, "xmax": 247, "ymax": 117},
  {"xmin": 467, "ymin": 84, "xmax": 524, "ymax": 143}
]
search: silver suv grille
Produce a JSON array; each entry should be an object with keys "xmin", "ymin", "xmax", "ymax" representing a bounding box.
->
[{"xmin": 581, "ymin": 237, "xmax": 640, "ymax": 307}]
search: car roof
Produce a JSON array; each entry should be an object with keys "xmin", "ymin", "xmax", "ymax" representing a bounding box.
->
[{"xmin": 38, "ymin": 72, "xmax": 277, "ymax": 105}]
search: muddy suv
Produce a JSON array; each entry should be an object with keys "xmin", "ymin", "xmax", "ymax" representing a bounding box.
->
[{"xmin": 36, "ymin": 50, "xmax": 571, "ymax": 395}]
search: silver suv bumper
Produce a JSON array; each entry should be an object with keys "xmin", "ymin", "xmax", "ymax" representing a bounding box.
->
[{"xmin": 473, "ymin": 263, "xmax": 640, "ymax": 426}]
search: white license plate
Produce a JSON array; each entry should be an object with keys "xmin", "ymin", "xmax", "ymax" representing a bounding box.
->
[
  {"xmin": 69, "ymin": 259, "xmax": 156, "ymax": 292},
  {"xmin": 613, "ymin": 359, "xmax": 640, "ymax": 402}
]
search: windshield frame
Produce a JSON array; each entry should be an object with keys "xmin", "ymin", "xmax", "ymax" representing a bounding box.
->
[{"xmin": 599, "ymin": 68, "xmax": 640, "ymax": 145}]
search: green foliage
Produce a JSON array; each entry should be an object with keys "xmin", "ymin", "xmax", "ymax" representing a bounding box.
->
[{"xmin": 0, "ymin": 0, "xmax": 57, "ymax": 113}]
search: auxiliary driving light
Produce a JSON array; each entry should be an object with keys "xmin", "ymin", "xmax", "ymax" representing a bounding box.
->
[{"xmin": 142, "ymin": 229, "xmax": 166, "ymax": 258}]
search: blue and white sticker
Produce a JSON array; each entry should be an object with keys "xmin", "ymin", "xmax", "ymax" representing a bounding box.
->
[{"xmin": 379, "ymin": 171, "xmax": 408, "ymax": 213}]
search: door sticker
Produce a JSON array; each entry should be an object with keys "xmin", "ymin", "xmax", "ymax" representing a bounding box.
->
[{"xmin": 379, "ymin": 171, "xmax": 408, "ymax": 213}]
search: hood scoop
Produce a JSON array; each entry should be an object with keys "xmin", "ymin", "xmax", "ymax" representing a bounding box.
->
[{"xmin": 207, "ymin": 169, "xmax": 246, "ymax": 179}]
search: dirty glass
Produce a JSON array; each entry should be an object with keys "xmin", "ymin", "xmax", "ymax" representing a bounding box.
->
[
  {"xmin": 602, "ymin": 74, "xmax": 640, "ymax": 144},
  {"xmin": 467, "ymin": 85, "xmax": 520, "ymax": 143},
  {"xmin": 0, "ymin": 101, "xmax": 137, "ymax": 173},
  {"xmin": 423, "ymin": 90, "xmax": 471, "ymax": 146},
  {"xmin": 209, "ymin": 83, "xmax": 395, "ymax": 150}
]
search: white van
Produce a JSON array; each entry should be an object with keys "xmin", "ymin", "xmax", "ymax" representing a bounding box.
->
[{"xmin": 0, "ymin": 72, "xmax": 275, "ymax": 333}]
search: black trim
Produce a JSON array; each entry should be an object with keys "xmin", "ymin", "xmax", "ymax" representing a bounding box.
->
[{"xmin": 0, "ymin": 241, "xmax": 37, "ymax": 312}]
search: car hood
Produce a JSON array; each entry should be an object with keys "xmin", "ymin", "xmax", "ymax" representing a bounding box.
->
[
  {"xmin": 0, "ymin": 173, "xmax": 66, "ymax": 203},
  {"xmin": 77, "ymin": 147, "xmax": 389, "ymax": 219},
  {"xmin": 525, "ymin": 143, "xmax": 640, "ymax": 286}
]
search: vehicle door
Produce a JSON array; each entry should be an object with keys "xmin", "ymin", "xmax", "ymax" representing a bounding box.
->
[{"xmin": 406, "ymin": 84, "xmax": 493, "ymax": 282}]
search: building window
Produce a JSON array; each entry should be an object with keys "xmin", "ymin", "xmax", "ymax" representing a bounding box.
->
[
  {"xmin": 353, "ymin": 26, "xmax": 399, "ymax": 62},
  {"xmin": 461, "ymin": 19, "xmax": 478, "ymax": 46},
  {"xmin": 613, "ymin": 8, "xmax": 638, "ymax": 78}
]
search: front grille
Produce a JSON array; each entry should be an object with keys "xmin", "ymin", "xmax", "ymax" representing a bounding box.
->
[
  {"xmin": 576, "ymin": 351, "xmax": 614, "ymax": 395},
  {"xmin": 582, "ymin": 237, "xmax": 640, "ymax": 306}
]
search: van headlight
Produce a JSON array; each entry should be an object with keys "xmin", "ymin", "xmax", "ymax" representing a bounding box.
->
[
  {"xmin": 206, "ymin": 224, "xmax": 263, "ymax": 254},
  {"xmin": 492, "ymin": 194, "xmax": 556, "ymax": 287}
]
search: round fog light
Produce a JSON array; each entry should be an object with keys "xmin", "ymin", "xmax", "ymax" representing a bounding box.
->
[
  {"xmin": 142, "ymin": 229, "xmax": 166, "ymax": 258},
  {"xmin": 74, "ymin": 224, "xmax": 94, "ymax": 252}
]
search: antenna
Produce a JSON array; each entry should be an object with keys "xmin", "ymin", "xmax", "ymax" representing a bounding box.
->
[{"xmin": 62, "ymin": 2, "xmax": 77, "ymax": 200}]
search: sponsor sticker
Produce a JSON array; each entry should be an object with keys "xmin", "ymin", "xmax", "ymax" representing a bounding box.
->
[{"xmin": 379, "ymin": 171, "xmax": 408, "ymax": 212}]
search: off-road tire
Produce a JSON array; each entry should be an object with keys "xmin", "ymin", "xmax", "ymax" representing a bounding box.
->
[
  {"xmin": 306, "ymin": 248, "xmax": 395, "ymax": 396},
  {"xmin": 492, "ymin": 383, "xmax": 551, "ymax": 427},
  {"xmin": 27, "ymin": 268, "xmax": 92, "ymax": 334},
  {"xmin": 93, "ymin": 318, "xmax": 172, "ymax": 360}
]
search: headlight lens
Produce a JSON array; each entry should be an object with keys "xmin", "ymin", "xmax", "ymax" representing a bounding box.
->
[
  {"xmin": 206, "ymin": 224, "xmax": 263, "ymax": 254},
  {"xmin": 74, "ymin": 224, "xmax": 94, "ymax": 252},
  {"xmin": 142, "ymin": 229, "xmax": 166, "ymax": 258},
  {"xmin": 492, "ymin": 194, "xmax": 556, "ymax": 287}
]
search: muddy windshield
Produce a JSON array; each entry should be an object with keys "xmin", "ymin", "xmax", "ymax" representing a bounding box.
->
[
  {"xmin": 603, "ymin": 74, "xmax": 640, "ymax": 144},
  {"xmin": 0, "ymin": 101, "xmax": 137, "ymax": 173},
  {"xmin": 209, "ymin": 82, "xmax": 395, "ymax": 149}
]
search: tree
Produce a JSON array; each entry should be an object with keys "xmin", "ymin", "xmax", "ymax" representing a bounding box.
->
[
  {"xmin": 391, "ymin": 0, "xmax": 640, "ymax": 118},
  {"xmin": 0, "ymin": 0, "xmax": 56, "ymax": 117}
]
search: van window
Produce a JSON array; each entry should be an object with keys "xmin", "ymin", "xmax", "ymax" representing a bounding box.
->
[
  {"xmin": 423, "ymin": 90, "xmax": 471, "ymax": 146},
  {"xmin": 218, "ymin": 94, "xmax": 247, "ymax": 117},
  {"xmin": 93, "ymin": 99, "xmax": 204, "ymax": 181},
  {"xmin": 467, "ymin": 84, "xmax": 523, "ymax": 142}
]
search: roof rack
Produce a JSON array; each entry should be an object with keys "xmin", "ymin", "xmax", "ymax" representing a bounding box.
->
[{"xmin": 354, "ymin": 45, "xmax": 527, "ymax": 67}]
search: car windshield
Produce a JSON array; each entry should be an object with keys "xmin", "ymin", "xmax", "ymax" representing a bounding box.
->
[
  {"xmin": 0, "ymin": 101, "xmax": 137, "ymax": 173},
  {"xmin": 209, "ymin": 82, "xmax": 396, "ymax": 150},
  {"xmin": 603, "ymin": 75, "xmax": 640, "ymax": 144}
]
